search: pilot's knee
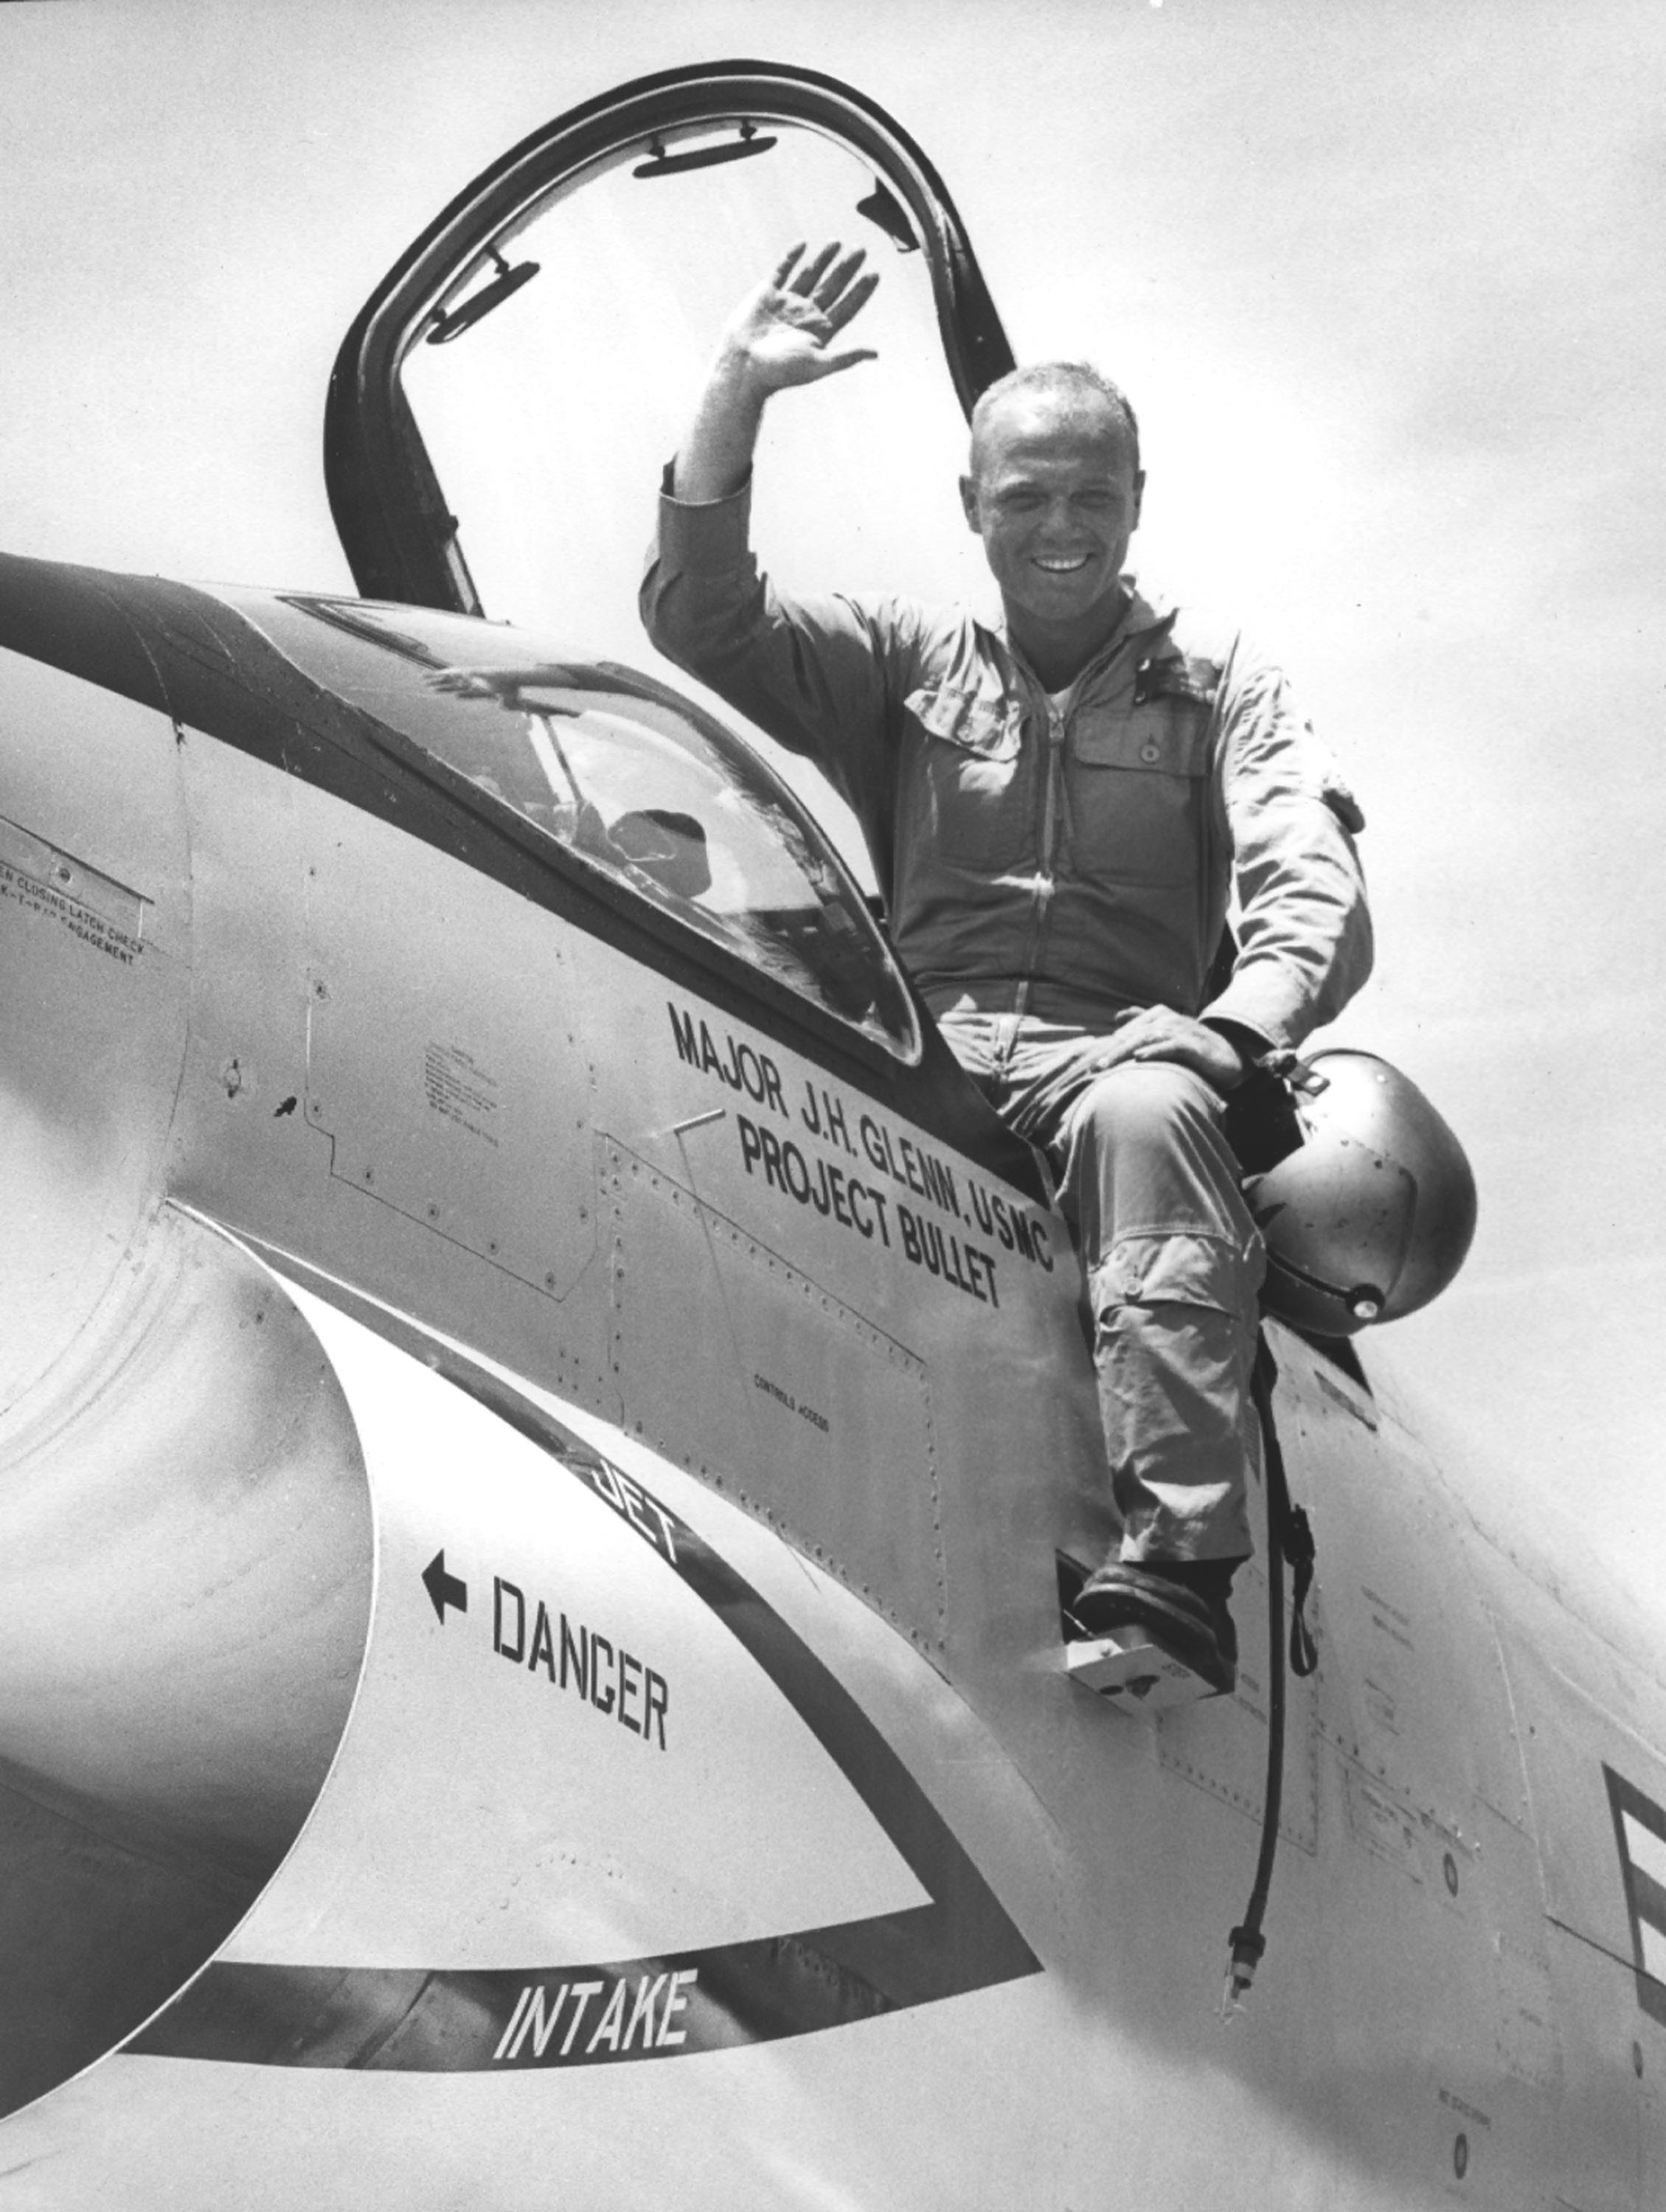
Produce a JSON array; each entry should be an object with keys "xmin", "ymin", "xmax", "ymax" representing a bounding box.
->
[{"xmin": 1074, "ymin": 1060, "xmax": 1221, "ymax": 1155}]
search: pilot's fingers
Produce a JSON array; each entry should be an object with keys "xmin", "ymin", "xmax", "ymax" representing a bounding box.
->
[
  {"xmin": 1087, "ymin": 1009, "xmax": 1159, "ymax": 1057},
  {"xmin": 1083, "ymin": 1035, "xmax": 1144, "ymax": 1075},
  {"xmin": 1123, "ymin": 1008, "xmax": 1199, "ymax": 1046},
  {"xmin": 770, "ymin": 240, "xmax": 808, "ymax": 287},
  {"xmin": 786, "ymin": 240, "xmax": 842, "ymax": 296},
  {"xmin": 822, "ymin": 268, "xmax": 880, "ymax": 333},
  {"xmin": 1069, "ymin": 1018, "xmax": 1165, "ymax": 1079},
  {"xmin": 812, "ymin": 246, "xmax": 869, "ymax": 309},
  {"xmin": 1126, "ymin": 1032, "xmax": 1201, "ymax": 1068},
  {"xmin": 805, "ymin": 344, "xmax": 879, "ymax": 380},
  {"xmin": 1125, "ymin": 1019, "xmax": 1244, "ymax": 1089}
]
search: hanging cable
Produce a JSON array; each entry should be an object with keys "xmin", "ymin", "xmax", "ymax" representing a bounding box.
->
[{"xmin": 1222, "ymin": 1332, "xmax": 1316, "ymax": 2017}]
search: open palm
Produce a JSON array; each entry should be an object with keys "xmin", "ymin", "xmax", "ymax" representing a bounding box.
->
[{"xmin": 723, "ymin": 240, "xmax": 881, "ymax": 390}]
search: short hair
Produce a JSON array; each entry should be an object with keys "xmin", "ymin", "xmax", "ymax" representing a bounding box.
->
[{"xmin": 968, "ymin": 362, "xmax": 1142, "ymax": 478}]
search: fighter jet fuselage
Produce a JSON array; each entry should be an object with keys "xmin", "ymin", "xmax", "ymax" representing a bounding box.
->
[
  {"xmin": 1, "ymin": 58, "xmax": 1664, "ymax": 2212},
  {"xmin": 1, "ymin": 552, "xmax": 1662, "ymax": 2211}
]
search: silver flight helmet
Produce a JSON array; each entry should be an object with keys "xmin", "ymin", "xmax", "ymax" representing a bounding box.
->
[{"xmin": 1244, "ymin": 1049, "xmax": 1478, "ymax": 1336}]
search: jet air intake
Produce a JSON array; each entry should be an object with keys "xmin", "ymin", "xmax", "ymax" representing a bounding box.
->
[{"xmin": 0, "ymin": 1211, "xmax": 372, "ymax": 2118}]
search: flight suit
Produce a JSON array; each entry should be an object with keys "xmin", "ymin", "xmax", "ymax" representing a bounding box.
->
[{"xmin": 642, "ymin": 479, "xmax": 1372, "ymax": 1563}]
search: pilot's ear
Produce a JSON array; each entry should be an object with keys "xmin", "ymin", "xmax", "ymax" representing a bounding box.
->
[
  {"xmin": 1132, "ymin": 470, "xmax": 1147, "ymax": 529},
  {"xmin": 959, "ymin": 475, "xmax": 982, "ymax": 535}
]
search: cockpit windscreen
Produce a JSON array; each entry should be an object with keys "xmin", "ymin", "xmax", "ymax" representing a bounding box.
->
[{"xmin": 232, "ymin": 591, "xmax": 919, "ymax": 1059}]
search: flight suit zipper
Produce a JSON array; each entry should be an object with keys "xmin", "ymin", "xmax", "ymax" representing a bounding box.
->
[
  {"xmin": 1010, "ymin": 619, "xmax": 1153, "ymax": 1017},
  {"xmin": 1010, "ymin": 694, "xmax": 1064, "ymax": 1018},
  {"xmin": 1029, "ymin": 700, "xmax": 1069, "ymax": 997}
]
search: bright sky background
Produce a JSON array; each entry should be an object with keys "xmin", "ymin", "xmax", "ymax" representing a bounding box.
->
[{"xmin": 3, "ymin": 0, "xmax": 1663, "ymax": 1610}]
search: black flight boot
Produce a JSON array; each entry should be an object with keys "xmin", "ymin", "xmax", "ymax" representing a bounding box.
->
[{"xmin": 1067, "ymin": 1557, "xmax": 1243, "ymax": 1696}]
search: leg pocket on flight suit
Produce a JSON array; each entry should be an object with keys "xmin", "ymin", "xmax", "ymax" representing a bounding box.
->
[
  {"xmin": 1089, "ymin": 1232, "xmax": 1263, "ymax": 1446},
  {"xmin": 1089, "ymin": 1235, "xmax": 1263, "ymax": 1519},
  {"xmin": 1089, "ymin": 1230, "xmax": 1266, "ymax": 1324}
]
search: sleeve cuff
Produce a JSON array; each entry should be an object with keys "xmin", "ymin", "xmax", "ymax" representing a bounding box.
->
[
  {"xmin": 656, "ymin": 467, "xmax": 755, "ymax": 571},
  {"xmin": 1201, "ymin": 1015, "xmax": 1274, "ymax": 1068},
  {"xmin": 1201, "ymin": 981, "xmax": 1294, "ymax": 1055}
]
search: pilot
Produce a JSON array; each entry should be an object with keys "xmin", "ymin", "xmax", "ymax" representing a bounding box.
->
[{"xmin": 640, "ymin": 241, "xmax": 1372, "ymax": 1693}]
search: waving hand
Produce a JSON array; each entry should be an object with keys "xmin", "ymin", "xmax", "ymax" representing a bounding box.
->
[
  {"xmin": 721, "ymin": 240, "xmax": 881, "ymax": 390},
  {"xmin": 670, "ymin": 240, "xmax": 881, "ymax": 501}
]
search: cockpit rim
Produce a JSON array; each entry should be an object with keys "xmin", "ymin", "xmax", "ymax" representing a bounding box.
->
[
  {"xmin": 0, "ymin": 549, "xmax": 1046, "ymax": 1200},
  {"xmin": 259, "ymin": 587, "xmax": 926, "ymax": 1065}
]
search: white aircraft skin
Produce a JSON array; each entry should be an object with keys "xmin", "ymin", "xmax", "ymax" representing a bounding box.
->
[
  {"xmin": 2, "ymin": 563, "xmax": 1665, "ymax": 2212},
  {"xmin": 3, "ymin": 69, "xmax": 1665, "ymax": 2212}
]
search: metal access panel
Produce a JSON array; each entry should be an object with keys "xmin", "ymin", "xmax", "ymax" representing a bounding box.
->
[
  {"xmin": 1495, "ymin": 1620, "xmax": 1666, "ymax": 2212},
  {"xmin": 1156, "ymin": 1501, "xmax": 1321, "ymax": 1851},
  {"xmin": 1497, "ymin": 1630, "xmax": 1666, "ymax": 1950},
  {"xmin": 602, "ymin": 1137, "xmax": 945, "ymax": 1652},
  {"xmin": 0, "ymin": 653, "xmax": 191, "ymax": 1413},
  {"xmin": 303, "ymin": 806, "xmax": 597, "ymax": 1301}
]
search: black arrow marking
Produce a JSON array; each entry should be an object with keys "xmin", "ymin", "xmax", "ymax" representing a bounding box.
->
[{"xmin": 421, "ymin": 1548, "xmax": 468, "ymax": 1624}]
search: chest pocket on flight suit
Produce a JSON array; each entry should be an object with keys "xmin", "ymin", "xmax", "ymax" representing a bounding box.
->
[
  {"xmin": 902, "ymin": 679, "xmax": 1032, "ymax": 874},
  {"xmin": 1067, "ymin": 667, "xmax": 1215, "ymax": 888}
]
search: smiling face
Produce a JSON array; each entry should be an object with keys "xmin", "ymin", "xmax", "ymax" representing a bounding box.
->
[{"xmin": 959, "ymin": 386, "xmax": 1145, "ymax": 684}]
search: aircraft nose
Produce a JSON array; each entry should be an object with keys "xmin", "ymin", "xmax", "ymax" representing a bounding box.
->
[
  {"xmin": 0, "ymin": 588, "xmax": 191, "ymax": 1417},
  {"xmin": 0, "ymin": 1210, "xmax": 374, "ymax": 2119},
  {"xmin": 0, "ymin": 582, "xmax": 374, "ymax": 2118}
]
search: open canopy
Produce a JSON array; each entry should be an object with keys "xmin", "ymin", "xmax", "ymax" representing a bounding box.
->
[{"xmin": 326, "ymin": 61, "xmax": 1014, "ymax": 670}]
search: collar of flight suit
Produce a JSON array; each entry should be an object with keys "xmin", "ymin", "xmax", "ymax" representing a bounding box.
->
[{"xmin": 974, "ymin": 579, "xmax": 1188, "ymax": 712}]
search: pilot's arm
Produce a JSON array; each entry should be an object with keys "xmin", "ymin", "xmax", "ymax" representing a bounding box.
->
[
  {"xmin": 669, "ymin": 240, "xmax": 878, "ymax": 504},
  {"xmin": 642, "ymin": 241, "xmax": 915, "ymax": 821},
  {"xmin": 1077, "ymin": 646, "xmax": 1372, "ymax": 1096},
  {"xmin": 1205, "ymin": 645, "xmax": 1375, "ymax": 1057}
]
